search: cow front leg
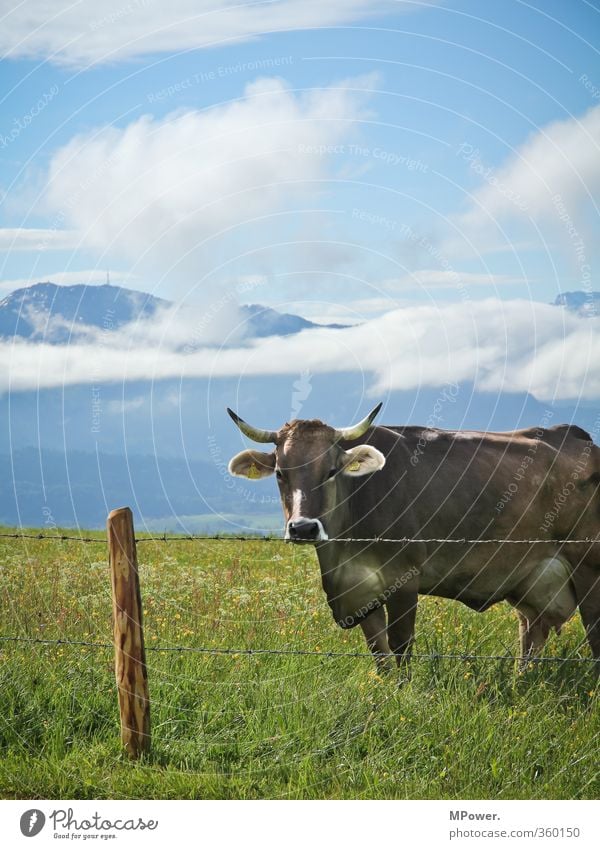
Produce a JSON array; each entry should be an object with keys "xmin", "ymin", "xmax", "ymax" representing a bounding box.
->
[
  {"xmin": 386, "ymin": 589, "xmax": 418, "ymax": 681},
  {"xmin": 360, "ymin": 606, "xmax": 393, "ymax": 673}
]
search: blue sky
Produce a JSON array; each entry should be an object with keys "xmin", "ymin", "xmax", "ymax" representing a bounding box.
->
[
  {"xmin": 0, "ymin": 1, "xmax": 599, "ymax": 407},
  {"xmin": 1, "ymin": 0, "xmax": 598, "ymax": 317}
]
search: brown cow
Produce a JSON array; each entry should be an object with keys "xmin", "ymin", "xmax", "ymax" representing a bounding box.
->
[{"xmin": 228, "ymin": 405, "xmax": 600, "ymax": 675}]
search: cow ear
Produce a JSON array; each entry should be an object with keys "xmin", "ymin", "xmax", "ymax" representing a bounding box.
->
[
  {"xmin": 228, "ymin": 449, "xmax": 276, "ymax": 479},
  {"xmin": 341, "ymin": 445, "xmax": 385, "ymax": 477}
]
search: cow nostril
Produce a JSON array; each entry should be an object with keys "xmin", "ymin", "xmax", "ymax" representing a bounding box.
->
[{"xmin": 288, "ymin": 519, "xmax": 320, "ymax": 540}]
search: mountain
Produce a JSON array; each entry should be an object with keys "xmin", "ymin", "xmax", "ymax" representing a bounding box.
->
[
  {"xmin": 4, "ymin": 282, "xmax": 595, "ymax": 345},
  {"xmin": 0, "ymin": 281, "xmax": 347, "ymax": 530},
  {"xmin": 2, "ymin": 372, "xmax": 599, "ymax": 531},
  {"xmin": 553, "ymin": 290, "xmax": 600, "ymax": 317},
  {"xmin": 0, "ymin": 448, "xmax": 281, "ymax": 531},
  {"xmin": 242, "ymin": 302, "xmax": 346, "ymax": 336},
  {"xmin": 1, "ymin": 281, "xmax": 598, "ymax": 531},
  {"xmin": 0, "ymin": 281, "xmax": 346, "ymax": 343},
  {"xmin": 0, "ymin": 282, "xmax": 166, "ymax": 342}
]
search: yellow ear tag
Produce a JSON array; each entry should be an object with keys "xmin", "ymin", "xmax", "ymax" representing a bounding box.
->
[
  {"xmin": 247, "ymin": 463, "xmax": 261, "ymax": 479},
  {"xmin": 347, "ymin": 460, "xmax": 361, "ymax": 472}
]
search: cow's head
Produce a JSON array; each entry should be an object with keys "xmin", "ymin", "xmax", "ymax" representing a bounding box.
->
[{"xmin": 227, "ymin": 404, "xmax": 386, "ymax": 542}]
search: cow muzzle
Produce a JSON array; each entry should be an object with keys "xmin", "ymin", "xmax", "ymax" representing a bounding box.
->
[{"xmin": 285, "ymin": 518, "xmax": 329, "ymax": 543}]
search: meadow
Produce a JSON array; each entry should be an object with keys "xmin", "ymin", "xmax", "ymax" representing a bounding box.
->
[{"xmin": 0, "ymin": 529, "xmax": 598, "ymax": 800}]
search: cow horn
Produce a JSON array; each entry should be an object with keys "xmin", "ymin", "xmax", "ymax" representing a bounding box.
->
[
  {"xmin": 227, "ymin": 408, "xmax": 277, "ymax": 443},
  {"xmin": 334, "ymin": 402, "xmax": 383, "ymax": 441}
]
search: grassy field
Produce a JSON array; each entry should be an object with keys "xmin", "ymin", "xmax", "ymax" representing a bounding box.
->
[{"xmin": 0, "ymin": 529, "xmax": 598, "ymax": 800}]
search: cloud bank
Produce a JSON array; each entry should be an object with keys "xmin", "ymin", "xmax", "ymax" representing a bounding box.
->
[
  {"xmin": 0, "ymin": 228, "xmax": 79, "ymax": 252},
  {"xmin": 1, "ymin": 0, "xmax": 398, "ymax": 67},
  {"xmin": 2, "ymin": 299, "xmax": 599, "ymax": 402},
  {"xmin": 43, "ymin": 75, "xmax": 376, "ymax": 282},
  {"xmin": 447, "ymin": 104, "xmax": 600, "ymax": 260},
  {"xmin": 474, "ymin": 104, "xmax": 600, "ymax": 218}
]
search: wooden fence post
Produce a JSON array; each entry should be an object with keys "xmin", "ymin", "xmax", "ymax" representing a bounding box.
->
[{"xmin": 107, "ymin": 507, "xmax": 150, "ymax": 758}]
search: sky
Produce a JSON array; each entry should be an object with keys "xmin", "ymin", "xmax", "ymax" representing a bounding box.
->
[{"xmin": 0, "ymin": 0, "xmax": 599, "ymax": 403}]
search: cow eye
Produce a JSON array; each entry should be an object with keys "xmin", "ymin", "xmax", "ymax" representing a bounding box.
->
[
  {"xmin": 276, "ymin": 469, "xmax": 283, "ymax": 480},
  {"xmin": 326, "ymin": 468, "xmax": 337, "ymax": 480}
]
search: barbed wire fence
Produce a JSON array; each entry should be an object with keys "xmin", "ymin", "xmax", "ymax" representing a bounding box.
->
[
  {"xmin": 2, "ymin": 528, "xmax": 598, "ymax": 667},
  {"xmin": 0, "ymin": 634, "xmax": 597, "ymax": 664},
  {"xmin": 2, "ymin": 508, "xmax": 599, "ymax": 757},
  {"xmin": 2, "ymin": 524, "xmax": 598, "ymax": 663}
]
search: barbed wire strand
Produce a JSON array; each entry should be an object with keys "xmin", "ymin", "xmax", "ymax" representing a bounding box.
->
[
  {"xmin": 0, "ymin": 532, "xmax": 105, "ymax": 542},
  {"xmin": 0, "ymin": 531, "xmax": 598, "ymax": 545},
  {"xmin": 0, "ymin": 635, "xmax": 596, "ymax": 664}
]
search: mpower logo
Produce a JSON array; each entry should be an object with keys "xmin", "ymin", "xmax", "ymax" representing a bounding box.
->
[{"xmin": 20, "ymin": 809, "xmax": 46, "ymax": 837}]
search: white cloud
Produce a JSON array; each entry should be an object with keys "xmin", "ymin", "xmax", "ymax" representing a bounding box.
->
[
  {"xmin": 0, "ymin": 228, "xmax": 79, "ymax": 252},
  {"xmin": 280, "ymin": 300, "xmax": 368, "ymax": 323},
  {"xmin": 2, "ymin": 299, "xmax": 599, "ymax": 402},
  {"xmin": 383, "ymin": 270, "xmax": 527, "ymax": 291},
  {"xmin": 106, "ymin": 300, "xmax": 247, "ymax": 347},
  {"xmin": 1, "ymin": 1, "xmax": 400, "ymax": 68},
  {"xmin": 107, "ymin": 396, "xmax": 145, "ymax": 414},
  {"xmin": 43, "ymin": 75, "xmax": 376, "ymax": 283},
  {"xmin": 470, "ymin": 104, "xmax": 600, "ymax": 218},
  {"xmin": 448, "ymin": 104, "xmax": 600, "ymax": 259},
  {"xmin": 8, "ymin": 296, "xmax": 247, "ymax": 348}
]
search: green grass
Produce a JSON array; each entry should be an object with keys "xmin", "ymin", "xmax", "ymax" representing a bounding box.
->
[{"xmin": 0, "ymin": 529, "xmax": 598, "ymax": 799}]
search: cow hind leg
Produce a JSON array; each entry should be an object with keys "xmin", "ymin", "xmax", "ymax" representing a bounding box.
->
[
  {"xmin": 359, "ymin": 606, "xmax": 393, "ymax": 674},
  {"xmin": 571, "ymin": 563, "xmax": 600, "ymax": 677},
  {"xmin": 511, "ymin": 557, "xmax": 577, "ymax": 673},
  {"xmin": 517, "ymin": 611, "xmax": 529, "ymax": 668},
  {"xmin": 516, "ymin": 610, "xmax": 551, "ymax": 672}
]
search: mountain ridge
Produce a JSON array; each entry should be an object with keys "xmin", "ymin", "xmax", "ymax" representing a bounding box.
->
[
  {"xmin": 0, "ymin": 281, "xmax": 347, "ymax": 343},
  {"xmin": 553, "ymin": 290, "xmax": 600, "ymax": 316}
]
